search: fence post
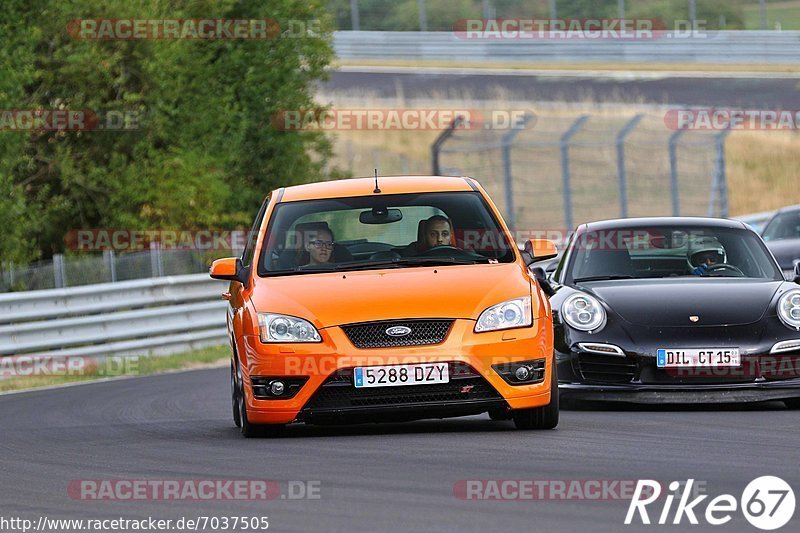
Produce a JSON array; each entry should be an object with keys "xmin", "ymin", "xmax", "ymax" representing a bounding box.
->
[
  {"xmin": 616, "ymin": 114, "xmax": 643, "ymax": 219},
  {"xmin": 431, "ymin": 116, "xmax": 464, "ymax": 175},
  {"xmin": 668, "ymin": 129, "xmax": 686, "ymax": 216},
  {"xmin": 710, "ymin": 130, "xmax": 731, "ymax": 217},
  {"xmin": 150, "ymin": 242, "xmax": 164, "ymax": 278},
  {"xmin": 560, "ymin": 115, "xmax": 589, "ymax": 231},
  {"xmin": 104, "ymin": 249, "xmax": 117, "ymax": 282},
  {"xmin": 501, "ymin": 112, "xmax": 534, "ymax": 230},
  {"xmin": 53, "ymin": 254, "xmax": 66, "ymax": 288},
  {"xmin": 350, "ymin": 0, "xmax": 360, "ymax": 31}
]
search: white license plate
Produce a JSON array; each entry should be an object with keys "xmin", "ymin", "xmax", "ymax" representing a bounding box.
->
[
  {"xmin": 353, "ymin": 363, "xmax": 449, "ymax": 388},
  {"xmin": 657, "ymin": 348, "xmax": 741, "ymax": 368}
]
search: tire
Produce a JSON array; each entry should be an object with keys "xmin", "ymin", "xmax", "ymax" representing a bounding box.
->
[
  {"xmin": 784, "ymin": 398, "xmax": 800, "ymax": 410},
  {"xmin": 231, "ymin": 362, "xmax": 242, "ymax": 428},
  {"xmin": 513, "ymin": 360, "xmax": 559, "ymax": 430}
]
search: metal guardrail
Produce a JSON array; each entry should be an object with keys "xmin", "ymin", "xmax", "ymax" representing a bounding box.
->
[
  {"xmin": 0, "ymin": 274, "xmax": 229, "ymax": 358},
  {"xmin": 333, "ymin": 31, "xmax": 800, "ymax": 64}
]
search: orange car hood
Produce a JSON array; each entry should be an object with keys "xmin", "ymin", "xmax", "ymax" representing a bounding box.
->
[{"xmin": 250, "ymin": 263, "xmax": 537, "ymax": 328}]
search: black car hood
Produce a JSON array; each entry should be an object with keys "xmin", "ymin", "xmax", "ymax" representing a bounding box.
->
[
  {"xmin": 765, "ymin": 239, "xmax": 800, "ymax": 269},
  {"xmin": 583, "ymin": 279, "xmax": 783, "ymax": 327}
]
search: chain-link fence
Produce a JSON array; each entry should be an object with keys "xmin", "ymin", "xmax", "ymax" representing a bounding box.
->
[
  {"xmin": 1, "ymin": 249, "xmax": 214, "ymax": 292},
  {"xmin": 433, "ymin": 112, "xmax": 729, "ymax": 233}
]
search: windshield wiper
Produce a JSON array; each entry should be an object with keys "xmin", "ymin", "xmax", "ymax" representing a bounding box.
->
[{"xmin": 573, "ymin": 275, "xmax": 636, "ymax": 283}]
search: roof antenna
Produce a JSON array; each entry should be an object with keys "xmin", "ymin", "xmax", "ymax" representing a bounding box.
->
[{"xmin": 373, "ymin": 168, "xmax": 381, "ymax": 193}]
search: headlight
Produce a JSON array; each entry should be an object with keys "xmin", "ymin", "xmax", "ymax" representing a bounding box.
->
[
  {"xmin": 561, "ymin": 293, "xmax": 606, "ymax": 332},
  {"xmin": 257, "ymin": 313, "xmax": 321, "ymax": 343},
  {"xmin": 474, "ymin": 297, "xmax": 532, "ymax": 333},
  {"xmin": 777, "ymin": 289, "xmax": 800, "ymax": 330}
]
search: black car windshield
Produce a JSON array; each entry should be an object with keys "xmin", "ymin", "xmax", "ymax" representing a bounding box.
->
[
  {"xmin": 762, "ymin": 210, "xmax": 800, "ymax": 242},
  {"xmin": 257, "ymin": 192, "xmax": 516, "ymax": 276},
  {"xmin": 565, "ymin": 225, "xmax": 783, "ymax": 283}
]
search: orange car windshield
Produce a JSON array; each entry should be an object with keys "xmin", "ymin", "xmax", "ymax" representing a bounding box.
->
[{"xmin": 257, "ymin": 192, "xmax": 516, "ymax": 275}]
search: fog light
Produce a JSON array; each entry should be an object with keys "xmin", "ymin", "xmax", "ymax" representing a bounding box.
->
[
  {"xmin": 270, "ymin": 381, "xmax": 285, "ymax": 396},
  {"xmin": 492, "ymin": 359, "xmax": 546, "ymax": 386}
]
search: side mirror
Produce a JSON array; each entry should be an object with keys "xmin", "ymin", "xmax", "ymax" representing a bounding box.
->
[
  {"xmin": 530, "ymin": 266, "xmax": 556, "ymax": 297},
  {"xmin": 210, "ymin": 257, "xmax": 248, "ymax": 285},
  {"xmin": 524, "ymin": 239, "xmax": 558, "ymax": 264},
  {"xmin": 794, "ymin": 262, "xmax": 800, "ymax": 284}
]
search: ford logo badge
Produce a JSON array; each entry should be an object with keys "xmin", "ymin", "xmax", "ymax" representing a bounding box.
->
[{"xmin": 385, "ymin": 326, "xmax": 412, "ymax": 337}]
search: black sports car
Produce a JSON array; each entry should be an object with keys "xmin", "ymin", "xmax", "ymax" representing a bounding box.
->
[{"xmin": 544, "ymin": 217, "xmax": 800, "ymax": 407}]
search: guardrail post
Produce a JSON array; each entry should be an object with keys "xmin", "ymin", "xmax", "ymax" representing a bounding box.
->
[
  {"xmin": 616, "ymin": 114, "xmax": 643, "ymax": 219},
  {"xmin": 53, "ymin": 254, "xmax": 66, "ymax": 288},
  {"xmin": 668, "ymin": 129, "xmax": 686, "ymax": 216},
  {"xmin": 150, "ymin": 242, "xmax": 164, "ymax": 278},
  {"xmin": 431, "ymin": 116, "xmax": 464, "ymax": 175},
  {"xmin": 104, "ymin": 249, "xmax": 117, "ymax": 283},
  {"xmin": 710, "ymin": 130, "xmax": 731, "ymax": 217},
  {"xmin": 560, "ymin": 115, "xmax": 589, "ymax": 231},
  {"xmin": 501, "ymin": 112, "xmax": 534, "ymax": 230}
]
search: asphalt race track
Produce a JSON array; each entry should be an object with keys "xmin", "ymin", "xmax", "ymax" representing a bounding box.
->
[
  {"xmin": 324, "ymin": 68, "xmax": 800, "ymax": 108},
  {"xmin": 1, "ymin": 368, "xmax": 798, "ymax": 532}
]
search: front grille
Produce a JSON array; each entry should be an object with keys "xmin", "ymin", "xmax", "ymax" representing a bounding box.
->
[
  {"xmin": 577, "ymin": 354, "xmax": 636, "ymax": 384},
  {"xmin": 341, "ymin": 319, "xmax": 454, "ymax": 349},
  {"xmin": 302, "ymin": 362, "xmax": 501, "ymax": 411}
]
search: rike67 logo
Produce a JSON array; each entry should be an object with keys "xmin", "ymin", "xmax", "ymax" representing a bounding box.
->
[{"xmin": 626, "ymin": 477, "xmax": 795, "ymax": 530}]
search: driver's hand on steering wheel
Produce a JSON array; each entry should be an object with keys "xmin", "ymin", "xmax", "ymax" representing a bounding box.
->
[{"xmin": 691, "ymin": 263, "xmax": 709, "ymax": 276}]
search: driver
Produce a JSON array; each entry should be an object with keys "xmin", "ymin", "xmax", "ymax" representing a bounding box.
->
[
  {"xmin": 687, "ymin": 237, "xmax": 726, "ymax": 276},
  {"xmin": 420, "ymin": 215, "xmax": 456, "ymax": 251}
]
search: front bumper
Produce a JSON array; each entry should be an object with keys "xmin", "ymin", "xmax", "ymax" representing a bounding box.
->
[{"xmin": 237, "ymin": 318, "xmax": 554, "ymax": 424}]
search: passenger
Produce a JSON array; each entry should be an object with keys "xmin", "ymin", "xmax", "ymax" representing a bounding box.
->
[
  {"xmin": 420, "ymin": 215, "xmax": 457, "ymax": 251},
  {"xmin": 298, "ymin": 227, "xmax": 336, "ymax": 267}
]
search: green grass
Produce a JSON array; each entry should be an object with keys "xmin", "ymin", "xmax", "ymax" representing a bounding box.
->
[
  {"xmin": 0, "ymin": 345, "xmax": 229, "ymax": 394},
  {"xmin": 743, "ymin": 0, "xmax": 800, "ymax": 29}
]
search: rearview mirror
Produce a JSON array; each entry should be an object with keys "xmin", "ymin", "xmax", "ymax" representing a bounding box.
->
[
  {"xmin": 359, "ymin": 207, "xmax": 402, "ymax": 224},
  {"xmin": 524, "ymin": 239, "xmax": 558, "ymax": 264},
  {"xmin": 210, "ymin": 257, "xmax": 247, "ymax": 285}
]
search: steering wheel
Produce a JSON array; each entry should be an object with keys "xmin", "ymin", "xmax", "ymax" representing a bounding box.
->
[
  {"xmin": 703, "ymin": 263, "xmax": 745, "ymax": 277},
  {"xmin": 417, "ymin": 245, "xmax": 485, "ymax": 260}
]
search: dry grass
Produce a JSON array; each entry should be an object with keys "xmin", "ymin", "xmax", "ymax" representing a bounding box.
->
[{"xmin": 727, "ymin": 131, "xmax": 800, "ymax": 215}]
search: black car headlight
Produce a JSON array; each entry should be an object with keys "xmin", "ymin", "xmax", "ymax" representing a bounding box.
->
[
  {"xmin": 777, "ymin": 289, "xmax": 800, "ymax": 331},
  {"xmin": 561, "ymin": 293, "xmax": 606, "ymax": 333}
]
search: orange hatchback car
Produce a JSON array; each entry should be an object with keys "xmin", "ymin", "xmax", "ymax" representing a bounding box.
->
[{"xmin": 211, "ymin": 176, "xmax": 559, "ymax": 436}]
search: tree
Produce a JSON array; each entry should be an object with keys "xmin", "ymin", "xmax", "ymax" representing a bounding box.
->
[{"xmin": 1, "ymin": 0, "xmax": 335, "ymax": 261}]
